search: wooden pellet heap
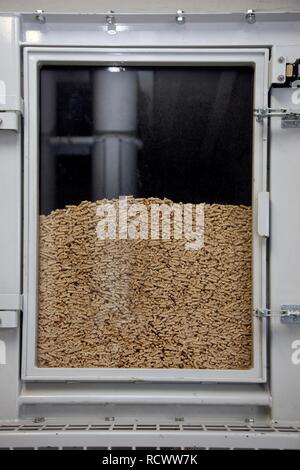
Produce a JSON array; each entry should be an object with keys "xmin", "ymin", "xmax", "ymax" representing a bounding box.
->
[{"xmin": 38, "ymin": 198, "xmax": 252, "ymax": 369}]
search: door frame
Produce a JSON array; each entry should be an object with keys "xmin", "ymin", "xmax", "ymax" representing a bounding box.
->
[{"xmin": 22, "ymin": 47, "xmax": 268, "ymax": 382}]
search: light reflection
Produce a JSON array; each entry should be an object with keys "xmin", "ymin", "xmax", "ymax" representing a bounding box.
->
[{"xmin": 25, "ymin": 30, "xmax": 42, "ymax": 43}]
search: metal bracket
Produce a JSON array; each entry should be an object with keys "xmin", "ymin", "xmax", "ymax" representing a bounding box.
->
[
  {"xmin": 280, "ymin": 305, "xmax": 300, "ymax": 324},
  {"xmin": 0, "ymin": 311, "xmax": 18, "ymax": 329},
  {"xmin": 176, "ymin": 10, "xmax": 186, "ymax": 24},
  {"xmin": 0, "ymin": 112, "xmax": 19, "ymax": 131},
  {"xmin": 35, "ymin": 10, "xmax": 46, "ymax": 24},
  {"xmin": 281, "ymin": 116, "xmax": 300, "ymax": 128},
  {"xmin": 254, "ymin": 107, "xmax": 300, "ymax": 125},
  {"xmin": 106, "ymin": 11, "xmax": 116, "ymax": 35},
  {"xmin": 255, "ymin": 305, "xmax": 300, "ymax": 324}
]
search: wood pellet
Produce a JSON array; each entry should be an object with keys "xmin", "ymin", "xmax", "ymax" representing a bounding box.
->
[{"xmin": 37, "ymin": 198, "xmax": 252, "ymax": 369}]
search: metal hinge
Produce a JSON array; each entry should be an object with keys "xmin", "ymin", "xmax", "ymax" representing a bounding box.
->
[
  {"xmin": 254, "ymin": 107, "xmax": 300, "ymax": 128},
  {"xmin": 255, "ymin": 305, "xmax": 300, "ymax": 324}
]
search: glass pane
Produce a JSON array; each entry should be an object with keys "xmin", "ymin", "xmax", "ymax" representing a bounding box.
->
[{"xmin": 38, "ymin": 66, "xmax": 253, "ymax": 369}]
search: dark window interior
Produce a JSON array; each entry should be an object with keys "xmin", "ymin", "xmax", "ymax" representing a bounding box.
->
[{"xmin": 40, "ymin": 66, "xmax": 253, "ymax": 215}]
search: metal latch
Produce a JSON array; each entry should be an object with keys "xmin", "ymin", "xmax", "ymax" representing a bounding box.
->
[
  {"xmin": 255, "ymin": 305, "xmax": 300, "ymax": 324},
  {"xmin": 257, "ymin": 192, "xmax": 269, "ymax": 238},
  {"xmin": 0, "ymin": 112, "xmax": 19, "ymax": 131},
  {"xmin": 254, "ymin": 107, "xmax": 300, "ymax": 128}
]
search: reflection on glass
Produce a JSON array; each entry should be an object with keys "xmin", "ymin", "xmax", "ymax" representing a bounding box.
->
[{"xmin": 40, "ymin": 66, "xmax": 253, "ymax": 214}]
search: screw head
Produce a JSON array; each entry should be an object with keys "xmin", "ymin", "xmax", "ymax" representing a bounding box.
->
[
  {"xmin": 278, "ymin": 56, "xmax": 285, "ymax": 64},
  {"xmin": 278, "ymin": 74, "xmax": 285, "ymax": 82}
]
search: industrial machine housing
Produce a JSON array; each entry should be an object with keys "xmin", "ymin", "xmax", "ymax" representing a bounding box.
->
[{"xmin": 0, "ymin": 8, "xmax": 300, "ymax": 449}]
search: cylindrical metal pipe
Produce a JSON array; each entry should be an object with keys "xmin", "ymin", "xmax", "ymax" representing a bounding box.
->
[
  {"xmin": 93, "ymin": 69, "xmax": 137, "ymax": 134},
  {"xmin": 40, "ymin": 71, "xmax": 57, "ymax": 214},
  {"xmin": 92, "ymin": 69, "xmax": 138, "ymax": 200}
]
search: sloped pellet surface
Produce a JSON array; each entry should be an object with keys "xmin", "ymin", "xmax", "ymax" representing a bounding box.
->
[{"xmin": 38, "ymin": 199, "xmax": 252, "ymax": 369}]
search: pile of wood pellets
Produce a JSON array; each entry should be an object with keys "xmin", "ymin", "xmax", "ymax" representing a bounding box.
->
[{"xmin": 38, "ymin": 198, "xmax": 252, "ymax": 369}]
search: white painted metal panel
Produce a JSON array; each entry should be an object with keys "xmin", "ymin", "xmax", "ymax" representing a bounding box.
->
[
  {"xmin": 1, "ymin": 0, "xmax": 300, "ymax": 14},
  {"xmin": 0, "ymin": 15, "xmax": 21, "ymax": 422},
  {"xmin": 270, "ymin": 86, "xmax": 300, "ymax": 422},
  {"xmin": 0, "ymin": 16, "xmax": 21, "ymax": 303}
]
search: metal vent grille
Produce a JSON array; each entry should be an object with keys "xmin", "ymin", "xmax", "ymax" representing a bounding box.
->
[
  {"xmin": 0, "ymin": 423, "xmax": 299, "ymax": 433},
  {"xmin": 0, "ymin": 422, "xmax": 299, "ymax": 450}
]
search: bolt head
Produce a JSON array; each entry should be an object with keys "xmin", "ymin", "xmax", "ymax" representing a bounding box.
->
[
  {"xmin": 176, "ymin": 9, "xmax": 185, "ymax": 24},
  {"xmin": 245, "ymin": 417, "xmax": 254, "ymax": 423},
  {"xmin": 36, "ymin": 14, "xmax": 46, "ymax": 24},
  {"xmin": 245, "ymin": 10, "xmax": 256, "ymax": 24},
  {"xmin": 278, "ymin": 74, "xmax": 285, "ymax": 82},
  {"xmin": 278, "ymin": 56, "xmax": 285, "ymax": 64},
  {"xmin": 176, "ymin": 16, "xmax": 185, "ymax": 24}
]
